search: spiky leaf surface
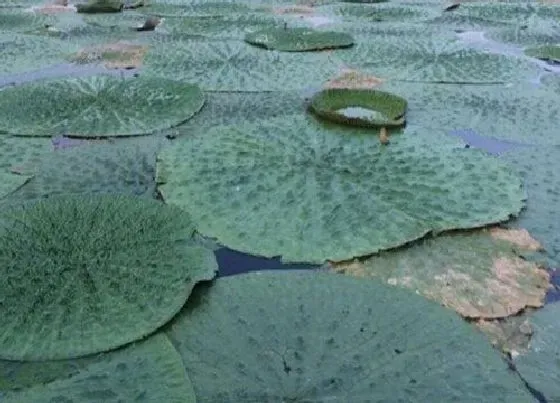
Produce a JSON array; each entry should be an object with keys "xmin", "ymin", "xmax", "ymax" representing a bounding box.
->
[
  {"xmin": 245, "ymin": 27, "xmax": 354, "ymax": 52},
  {"xmin": 0, "ymin": 75, "xmax": 204, "ymax": 138},
  {"xmin": 514, "ymin": 303, "xmax": 560, "ymax": 402},
  {"xmin": 157, "ymin": 115, "xmax": 525, "ymax": 264},
  {"xmin": 2, "ymin": 334, "xmax": 196, "ymax": 402},
  {"xmin": 330, "ymin": 228, "xmax": 549, "ymax": 319},
  {"xmin": 0, "ymin": 194, "xmax": 217, "ymax": 360},
  {"xmin": 143, "ymin": 39, "xmax": 340, "ymax": 91},
  {"xmin": 166, "ymin": 271, "xmax": 534, "ymax": 402},
  {"xmin": 308, "ymin": 88, "xmax": 407, "ymax": 127}
]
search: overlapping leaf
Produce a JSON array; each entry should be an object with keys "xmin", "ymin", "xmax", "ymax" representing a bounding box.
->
[
  {"xmin": 0, "ymin": 194, "xmax": 217, "ymax": 360},
  {"xmin": 0, "ymin": 75, "xmax": 204, "ymax": 137},
  {"xmin": 157, "ymin": 115, "xmax": 525, "ymax": 263},
  {"xmin": 166, "ymin": 271, "xmax": 535, "ymax": 402}
]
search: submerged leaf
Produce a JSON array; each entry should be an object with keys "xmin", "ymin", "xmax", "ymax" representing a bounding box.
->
[
  {"xmin": 330, "ymin": 227, "xmax": 549, "ymax": 319},
  {"xmin": 0, "ymin": 74, "xmax": 204, "ymax": 137},
  {"xmin": 0, "ymin": 194, "xmax": 217, "ymax": 360},
  {"xmin": 157, "ymin": 115, "xmax": 525, "ymax": 264},
  {"xmin": 1, "ymin": 334, "xmax": 196, "ymax": 402},
  {"xmin": 166, "ymin": 271, "xmax": 534, "ymax": 402}
]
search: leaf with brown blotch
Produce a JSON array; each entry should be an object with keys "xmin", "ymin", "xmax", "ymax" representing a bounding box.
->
[
  {"xmin": 72, "ymin": 42, "xmax": 149, "ymax": 69},
  {"xmin": 329, "ymin": 227, "xmax": 551, "ymax": 320}
]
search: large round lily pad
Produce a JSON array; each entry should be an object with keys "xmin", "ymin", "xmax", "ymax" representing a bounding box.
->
[
  {"xmin": 329, "ymin": 227, "xmax": 550, "ymax": 319},
  {"xmin": 156, "ymin": 115, "xmax": 525, "ymax": 264},
  {"xmin": 245, "ymin": 27, "xmax": 354, "ymax": 52},
  {"xmin": 166, "ymin": 271, "xmax": 535, "ymax": 402},
  {"xmin": 514, "ymin": 302, "xmax": 560, "ymax": 401},
  {"xmin": 0, "ymin": 75, "xmax": 204, "ymax": 138},
  {"xmin": 308, "ymin": 88, "xmax": 407, "ymax": 127},
  {"xmin": 1, "ymin": 333, "xmax": 196, "ymax": 402},
  {"xmin": 0, "ymin": 194, "xmax": 217, "ymax": 360}
]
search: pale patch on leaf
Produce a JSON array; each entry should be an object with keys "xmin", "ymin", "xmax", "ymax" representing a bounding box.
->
[
  {"xmin": 72, "ymin": 42, "xmax": 149, "ymax": 69},
  {"xmin": 490, "ymin": 227, "xmax": 543, "ymax": 251},
  {"xmin": 323, "ymin": 68, "xmax": 384, "ymax": 90},
  {"xmin": 273, "ymin": 5, "xmax": 315, "ymax": 15},
  {"xmin": 475, "ymin": 314, "xmax": 534, "ymax": 356},
  {"xmin": 26, "ymin": 2, "xmax": 77, "ymax": 14},
  {"xmin": 329, "ymin": 227, "xmax": 550, "ymax": 319}
]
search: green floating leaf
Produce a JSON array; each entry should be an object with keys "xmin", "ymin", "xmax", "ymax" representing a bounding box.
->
[
  {"xmin": 143, "ymin": 38, "xmax": 340, "ymax": 91},
  {"xmin": 524, "ymin": 44, "xmax": 560, "ymax": 62},
  {"xmin": 245, "ymin": 27, "xmax": 354, "ymax": 52},
  {"xmin": 330, "ymin": 227, "xmax": 549, "ymax": 319},
  {"xmin": 76, "ymin": 0, "xmax": 123, "ymax": 13},
  {"xmin": 8, "ymin": 136, "xmax": 168, "ymax": 200},
  {"xmin": 166, "ymin": 271, "xmax": 535, "ymax": 402},
  {"xmin": 139, "ymin": 1, "xmax": 260, "ymax": 17},
  {"xmin": 157, "ymin": 115, "xmax": 525, "ymax": 264},
  {"xmin": 0, "ymin": 9, "xmax": 55, "ymax": 33},
  {"xmin": 161, "ymin": 13, "xmax": 282, "ymax": 41},
  {"xmin": 170, "ymin": 90, "xmax": 305, "ymax": 136},
  {"xmin": 0, "ymin": 194, "xmax": 217, "ymax": 360},
  {"xmin": 308, "ymin": 88, "xmax": 406, "ymax": 127},
  {"xmin": 382, "ymin": 80, "xmax": 560, "ymax": 146},
  {"xmin": 514, "ymin": 303, "xmax": 560, "ymax": 401},
  {"xmin": 2, "ymin": 334, "xmax": 196, "ymax": 402},
  {"xmin": 0, "ymin": 172, "xmax": 32, "ymax": 200},
  {"xmin": 502, "ymin": 145, "xmax": 560, "ymax": 267},
  {"xmin": 0, "ymin": 75, "xmax": 204, "ymax": 138},
  {"xmin": 0, "ymin": 33, "xmax": 80, "ymax": 75},
  {"xmin": 0, "ymin": 137, "xmax": 52, "ymax": 199},
  {"xmin": 333, "ymin": 34, "xmax": 541, "ymax": 83}
]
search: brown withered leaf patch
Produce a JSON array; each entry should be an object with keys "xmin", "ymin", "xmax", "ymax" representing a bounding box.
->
[
  {"xmin": 273, "ymin": 5, "xmax": 315, "ymax": 15},
  {"xmin": 323, "ymin": 68, "xmax": 385, "ymax": 90},
  {"xmin": 329, "ymin": 227, "xmax": 551, "ymax": 320},
  {"xmin": 72, "ymin": 42, "xmax": 149, "ymax": 69}
]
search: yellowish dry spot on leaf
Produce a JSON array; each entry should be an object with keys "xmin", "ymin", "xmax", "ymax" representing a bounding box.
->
[
  {"xmin": 329, "ymin": 227, "xmax": 551, "ymax": 320},
  {"xmin": 273, "ymin": 5, "xmax": 315, "ymax": 15},
  {"xmin": 490, "ymin": 227, "xmax": 543, "ymax": 251},
  {"xmin": 27, "ymin": 1, "xmax": 76, "ymax": 14},
  {"xmin": 72, "ymin": 42, "xmax": 149, "ymax": 69},
  {"xmin": 323, "ymin": 69, "xmax": 385, "ymax": 90},
  {"xmin": 475, "ymin": 315, "xmax": 534, "ymax": 356}
]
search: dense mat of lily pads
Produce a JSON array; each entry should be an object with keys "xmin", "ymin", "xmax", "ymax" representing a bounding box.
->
[{"xmin": 0, "ymin": 0, "xmax": 559, "ymax": 400}]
